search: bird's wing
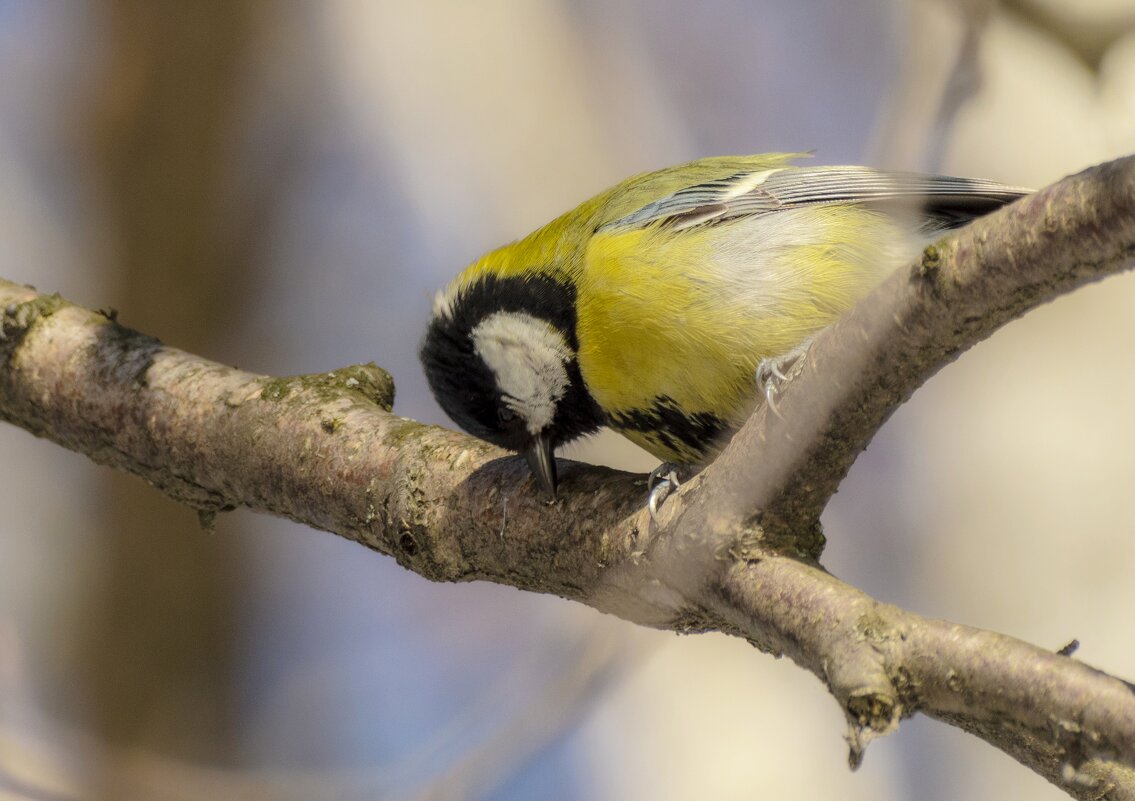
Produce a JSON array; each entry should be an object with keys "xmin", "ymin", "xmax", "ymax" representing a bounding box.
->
[{"xmin": 599, "ymin": 166, "xmax": 1032, "ymax": 233}]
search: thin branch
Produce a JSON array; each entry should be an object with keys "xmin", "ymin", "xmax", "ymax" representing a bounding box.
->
[
  {"xmin": 2, "ymin": 155, "xmax": 1135, "ymax": 798},
  {"xmin": 709, "ymin": 555, "xmax": 1135, "ymax": 791}
]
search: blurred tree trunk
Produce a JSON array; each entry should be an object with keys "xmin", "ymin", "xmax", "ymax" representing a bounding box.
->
[{"xmin": 72, "ymin": 0, "xmax": 266, "ymax": 776}]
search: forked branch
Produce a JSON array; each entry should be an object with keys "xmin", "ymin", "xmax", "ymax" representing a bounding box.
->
[{"xmin": 2, "ymin": 155, "xmax": 1134, "ymax": 799}]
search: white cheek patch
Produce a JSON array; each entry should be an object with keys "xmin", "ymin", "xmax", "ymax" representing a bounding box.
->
[{"xmin": 471, "ymin": 312, "xmax": 572, "ymax": 435}]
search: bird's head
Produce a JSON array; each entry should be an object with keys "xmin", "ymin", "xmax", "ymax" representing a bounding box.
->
[{"xmin": 420, "ymin": 273, "xmax": 603, "ymax": 497}]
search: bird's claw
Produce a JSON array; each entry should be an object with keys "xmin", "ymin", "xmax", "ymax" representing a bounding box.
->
[
  {"xmin": 647, "ymin": 464, "xmax": 682, "ymax": 522},
  {"xmin": 756, "ymin": 340, "xmax": 812, "ymax": 415}
]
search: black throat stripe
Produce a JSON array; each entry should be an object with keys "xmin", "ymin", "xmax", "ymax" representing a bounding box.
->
[{"xmin": 608, "ymin": 396, "xmax": 728, "ymax": 461}]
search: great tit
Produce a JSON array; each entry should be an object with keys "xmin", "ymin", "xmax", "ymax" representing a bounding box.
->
[{"xmin": 420, "ymin": 153, "xmax": 1028, "ymax": 497}]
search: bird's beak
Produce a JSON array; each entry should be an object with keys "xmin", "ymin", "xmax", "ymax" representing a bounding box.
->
[{"xmin": 525, "ymin": 434, "xmax": 557, "ymax": 499}]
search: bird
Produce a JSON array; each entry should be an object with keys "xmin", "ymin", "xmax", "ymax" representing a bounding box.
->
[{"xmin": 420, "ymin": 153, "xmax": 1029, "ymax": 498}]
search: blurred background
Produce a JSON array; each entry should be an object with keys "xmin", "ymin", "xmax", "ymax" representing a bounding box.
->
[{"xmin": 1, "ymin": 1, "xmax": 1134, "ymax": 799}]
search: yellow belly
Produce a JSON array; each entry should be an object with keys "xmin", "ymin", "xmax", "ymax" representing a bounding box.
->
[{"xmin": 576, "ymin": 206, "xmax": 907, "ymax": 462}]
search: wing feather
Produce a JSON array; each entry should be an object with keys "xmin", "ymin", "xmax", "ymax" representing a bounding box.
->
[{"xmin": 599, "ymin": 166, "xmax": 1032, "ymax": 233}]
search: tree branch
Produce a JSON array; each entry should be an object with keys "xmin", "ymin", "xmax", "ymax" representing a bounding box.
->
[{"xmin": 3, "ymin": 154, "xmax": 1134, "ymax": 799}]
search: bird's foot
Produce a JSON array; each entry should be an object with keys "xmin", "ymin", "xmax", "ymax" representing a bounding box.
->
[
  {"xmin": 647, "ymin": 463, "xmax": 695, "ymax": 521},
  {"xmin": 756, "ymin": 339, "xmax": 812, "ymax": 416}
]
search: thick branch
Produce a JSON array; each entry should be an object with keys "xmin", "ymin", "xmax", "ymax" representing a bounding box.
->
[
  {"xmin": 3, "ymin": 155, "xmax": 1135, "ymax": 798},
  {"xmin": 0, "ymin": 282, "xmax": 648, "ymax": 595}
]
